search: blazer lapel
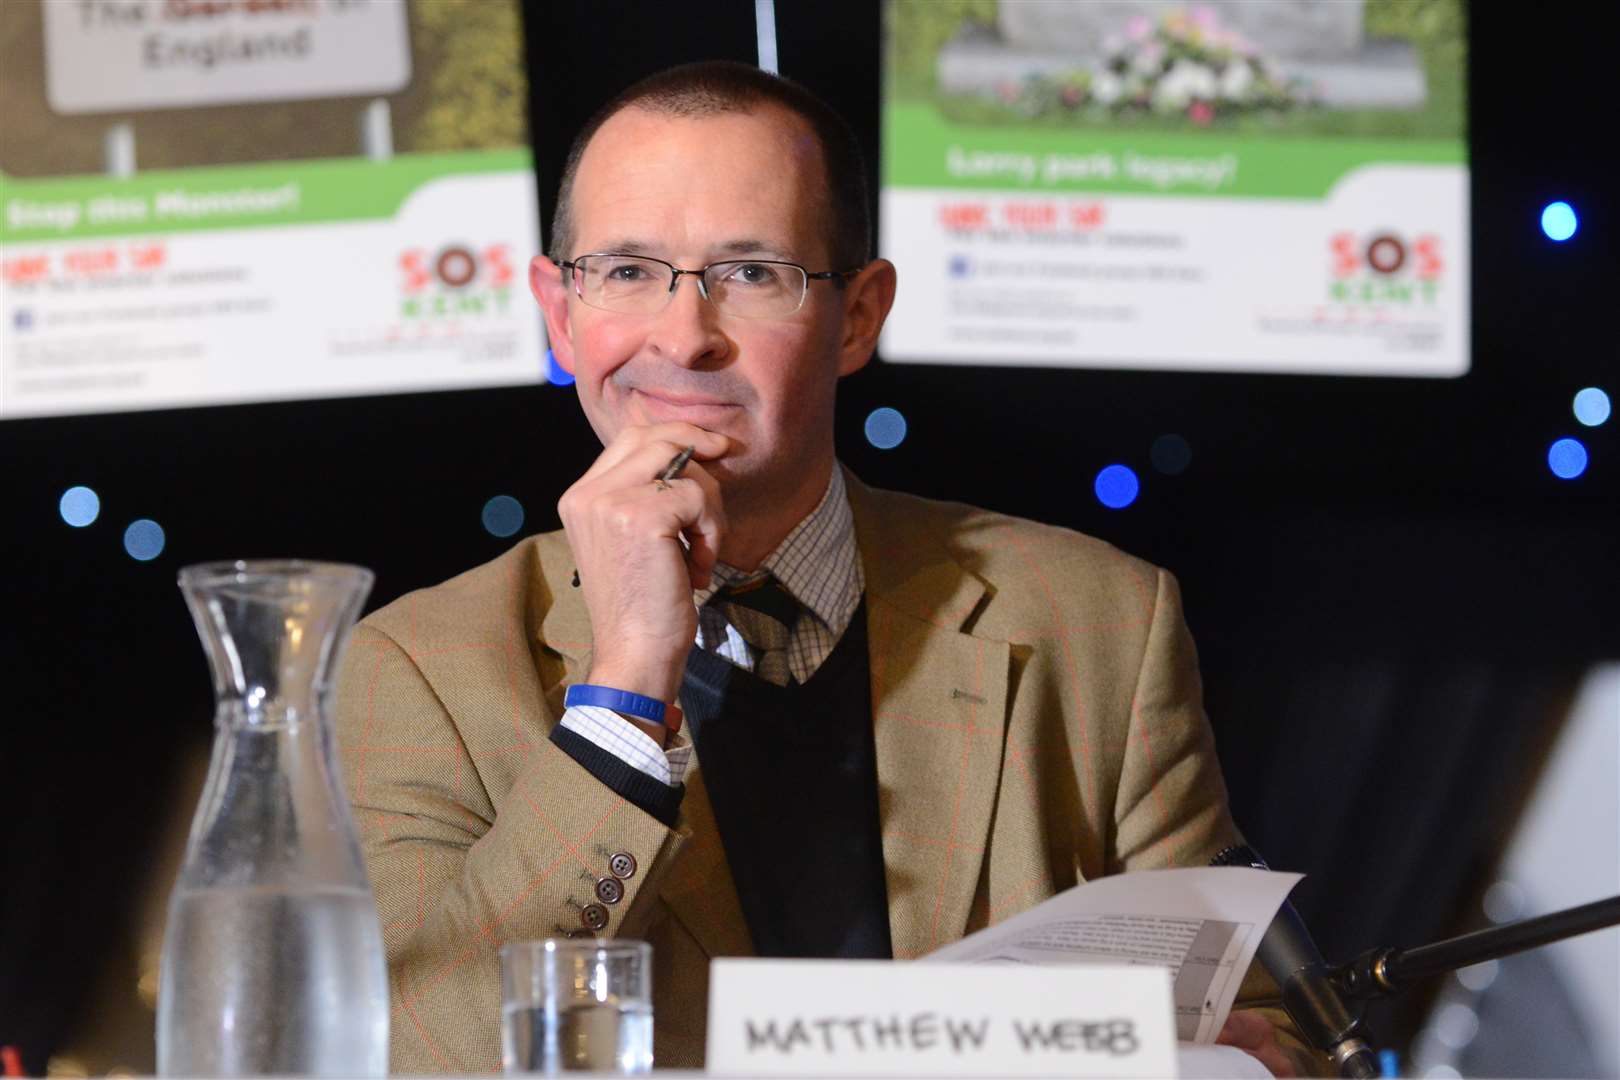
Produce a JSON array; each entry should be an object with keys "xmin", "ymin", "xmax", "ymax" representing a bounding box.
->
[{"xmin": 848, "ymin": 475, "xmax": 1011, "ymax": 960}]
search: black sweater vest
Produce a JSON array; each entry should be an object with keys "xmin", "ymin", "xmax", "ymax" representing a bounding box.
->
[{"xmin": 680, "ymin": 597, "xmax": 893, "ymax": 958}]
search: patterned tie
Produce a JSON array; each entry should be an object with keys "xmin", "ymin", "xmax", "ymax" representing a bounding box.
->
[{"xmin": 716, "ymin": 576, "xmax": 800, "ymax": 686}]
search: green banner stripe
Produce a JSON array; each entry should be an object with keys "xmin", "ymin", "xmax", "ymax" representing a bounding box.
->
[
  {"xmin": 0, "ymin": 148, "xmax": 532, "ymax": 243},
  {"xmin": 882, "ymin": 102, "xmax": 1463, "ymax": 198}
]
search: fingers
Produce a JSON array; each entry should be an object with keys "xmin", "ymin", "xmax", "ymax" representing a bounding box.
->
[
  {"xmin": 1216, "ymin": 1011, "xmax": 1273, "ymax": 1051},
  {"xmin": 573, "ymin": 468, "xmax": 711, "ymax": 544},
  {"xmin": 590, "ymin": 458, "xmax": 723, "ymax": 540},
  {"xmin": 1217, "ymin": 1012, "xmax": 1296, "ymax": 1079},
  {"xmin": 559, "ymin": 450, "xmax": 726, "ymax": 589},
  {"xmin": 589, "ymin": 438, "xmax": 716, "ymax": 493},
  {"xmin": 583, "ymin": 423, "xmax": 730, "ymax": 480},
  {"xmin": 670, "ymin": 463, "xmax": 725, "ymax": 588},
  {"xmin": 569, "ymin": 441, "xmax": 723, "ymax": 527}
]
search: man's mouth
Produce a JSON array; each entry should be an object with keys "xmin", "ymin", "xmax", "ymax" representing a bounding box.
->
[
  {"xmin": 632, "ymin": 388, "xmax": 736, "ymax": 409},
  {"xmin": 629, "ymin": 387, "xmax": 739, "ymax": 416}
]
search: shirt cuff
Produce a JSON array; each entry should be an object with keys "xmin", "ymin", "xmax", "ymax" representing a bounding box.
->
[
  {"xmin": 549, "ymin": 727, "xmax": 685, "ymax": 828},
  {"xmin": 559, "ymin": 704, "xmax": 692, "ymax": 786}
]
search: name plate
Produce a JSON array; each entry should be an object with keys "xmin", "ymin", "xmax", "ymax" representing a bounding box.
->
[{"xmin": 707, "ymin": 959, "xmax": 1177, "ymax": 1077}]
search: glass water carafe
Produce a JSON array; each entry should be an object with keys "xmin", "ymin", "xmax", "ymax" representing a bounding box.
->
[{"xmin": 157, "ymin": 561, "xmax": 388, "ymax": 1078}]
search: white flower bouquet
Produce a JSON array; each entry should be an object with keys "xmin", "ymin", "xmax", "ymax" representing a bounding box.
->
[{"xmin": 985, "ymin": 5, "xmax": 1311, "ymax": 125}]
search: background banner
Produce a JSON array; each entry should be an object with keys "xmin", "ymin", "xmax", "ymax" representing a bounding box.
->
[
  {"xmin": 879, "ymin": 0, "xmax": 1469, "ymax": 376},
  {"xmin": 1, "ymin": 0, "xmax": 542, "ymax": 419}
]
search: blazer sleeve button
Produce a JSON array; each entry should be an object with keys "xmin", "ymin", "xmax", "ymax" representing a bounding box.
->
[
  {"xmin": 608, "ymin": 852, "xmax": 637, "ymax": 879},
  {"xmin": 595, "ymin": 877, "xmax": 625, "ymax": 905},
  {"xmin": 580, "ymin": 903, "xmax": 609, "ymax": 931}
]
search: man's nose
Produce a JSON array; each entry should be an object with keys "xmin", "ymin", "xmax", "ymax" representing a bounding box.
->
[{"xmin": 647, "ymin": 273, "xmax": 728, "ymax": 366}]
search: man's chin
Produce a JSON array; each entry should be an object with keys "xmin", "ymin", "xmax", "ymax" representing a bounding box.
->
[
  {"xmin": 712, "ymin": 454, "xmax": 838, "ymax": 518},
  {"xmin": 706, "ymin": 456, "xmax": 778, "ymax": 510},
  {"xmin": 703, "ymin": 455, "xmax": 747, "ymax": 491}
]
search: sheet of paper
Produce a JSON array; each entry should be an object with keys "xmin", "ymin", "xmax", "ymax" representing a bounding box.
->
[
  {"xmin": 924, "ymin": 867, "xmax": 1301, "ymax": 1044},
  {"xmin": 1178, "ymin": 1042, "xmax": 1279, "ymax": 1078}
]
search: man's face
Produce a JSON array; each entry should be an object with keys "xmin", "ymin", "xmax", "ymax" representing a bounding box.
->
[{"xmin": 532, "ymin": 104, "xmax": 886, "ymax": 510}]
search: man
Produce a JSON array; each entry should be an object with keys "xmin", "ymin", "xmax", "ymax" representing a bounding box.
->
[{"xmin": 335, "ymin": 61, "xmax": 1319, "ymax": 1076}]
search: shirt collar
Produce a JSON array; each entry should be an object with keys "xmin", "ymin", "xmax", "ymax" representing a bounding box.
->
[{"xmin": 694, "ymin": 464, "xmax": 863, "ymax": 633}]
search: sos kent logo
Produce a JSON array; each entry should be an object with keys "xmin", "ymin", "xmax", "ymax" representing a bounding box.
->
[
  {"xmin": 1329, "ymin": 231, "xmax": 1443, "ymax": 305},
  {"xmin": 399, "ymin": 243, "xmax": 515, "ymax": 318}
]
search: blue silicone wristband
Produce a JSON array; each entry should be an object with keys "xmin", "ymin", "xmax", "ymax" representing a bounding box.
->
[{"xmin": 564, "ymin": 683, "xmax": 669, "ymax": 725}]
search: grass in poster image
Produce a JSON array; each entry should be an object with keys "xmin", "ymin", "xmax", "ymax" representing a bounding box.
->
[{"xmin": 887, "ymin": 0, "xmax": 1465, "ymax": 140}]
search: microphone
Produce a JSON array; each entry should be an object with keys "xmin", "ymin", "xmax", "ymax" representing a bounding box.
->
[{"xmin": 1211, "ymin": 845, "xmax": 1381, "ymax": 1079}]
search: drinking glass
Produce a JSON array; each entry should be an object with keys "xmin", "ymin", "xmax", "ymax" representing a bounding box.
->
[{"xmin": 501, "ymin": 940, "xmax": 653, "ymax": 1075}]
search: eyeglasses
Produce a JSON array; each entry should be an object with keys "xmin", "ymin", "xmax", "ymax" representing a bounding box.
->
[{"xmin": 559, "ymin": 253, "xmax": 862, "ymax": 319}]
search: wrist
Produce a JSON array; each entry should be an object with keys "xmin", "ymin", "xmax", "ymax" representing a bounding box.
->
[
  {"xmin": 585, "ymin": 660, "xmax": 681, "ymax": 705},
  {"xmin": 568, "ymin": 679, "xmax": 681, "ymax": 748},
  {"xmin": 622, "ymin": 714, "xmax": 669, "ymax": 749}
]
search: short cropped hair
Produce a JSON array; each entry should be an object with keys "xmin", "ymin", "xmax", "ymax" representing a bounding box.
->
[{"xmin": 548, "ymin": 60, "xmax": 871, "ymax": 269}]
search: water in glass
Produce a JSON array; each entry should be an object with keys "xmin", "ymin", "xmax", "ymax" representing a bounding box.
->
[{"xmin": 502, "ymin": 1000, "xmax": 654, "ymax": 1074}]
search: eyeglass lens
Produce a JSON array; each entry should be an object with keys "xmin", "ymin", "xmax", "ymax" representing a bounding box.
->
[{"xmin": 574, "ymin": 255, "xmax": 808, "ymax": 317}]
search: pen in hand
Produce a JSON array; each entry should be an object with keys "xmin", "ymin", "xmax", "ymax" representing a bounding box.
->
[{"xmin": 654, "ymin": 444, "xmax": 696, "ymax": 490}]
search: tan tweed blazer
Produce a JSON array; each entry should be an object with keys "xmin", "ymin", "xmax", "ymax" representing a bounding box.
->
[{"xmin": 334, "ymin": 472, "xmax": 1316, "ymax": 1074}]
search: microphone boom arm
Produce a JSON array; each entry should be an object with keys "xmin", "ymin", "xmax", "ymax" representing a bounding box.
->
[{"xmin": 1333, "ymin": 894, "xmax": 1620, "ymax": 1001}]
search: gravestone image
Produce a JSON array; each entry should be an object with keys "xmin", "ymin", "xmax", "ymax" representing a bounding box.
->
[{"xmin": 937, "ymin": 0, "xmax": 1426, "ymax": 111}]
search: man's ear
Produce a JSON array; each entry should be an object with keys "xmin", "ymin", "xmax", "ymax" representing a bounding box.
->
[
  {"xmin": 836, "ymin": 258, "xmax": 897, "ymax": 378},
  {"xmin": 530, "ymin": 255, "xmax": 577, "ymax": 374}
]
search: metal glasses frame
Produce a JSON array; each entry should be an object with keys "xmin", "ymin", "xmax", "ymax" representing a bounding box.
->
[{"xmin": 559, "ymin": 252, "xmax": 862, "ymax": 317}]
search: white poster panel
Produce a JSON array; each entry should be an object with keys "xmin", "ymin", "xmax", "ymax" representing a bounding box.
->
[
  {"xmin": 44, "ymin": 0, "xmax": 411, "ymax": 114},
  {"xmin": 881, "ymin": 166, "xmax": 1468, "ymax": 377},
  {"xmin": 2, "ymin": 172, "xmax": 541, "ymax": 417}
]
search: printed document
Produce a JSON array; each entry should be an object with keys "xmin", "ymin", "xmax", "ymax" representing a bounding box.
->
[{"xmin": 924, "ymin": 867, "xmax": 1301, "ymax": 1044}]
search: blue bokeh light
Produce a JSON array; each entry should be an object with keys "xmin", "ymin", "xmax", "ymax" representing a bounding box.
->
[
  {"xmin": 1547, "ymin": 438, "xmax": 1588, "ymax": 480},
  {"xmin": 1094, "ymin": 464, "xmax": 1140, "ymax": 509},
  {"xmin": 482, "ymin": 495, "xmax": 526, "ymax": 538},
  {"xmin": 1150, "ymin": 434, "xmax": 1192, "ymax": 476},
  {"xmin": 1540, "ymin": 201, "xmax": 1578, "ymax": 242},
  {"xmin": 59, "ymin": 485, "xmax": 100, "ymax": 527},
  {"xmin": 1573, "ymin": 387, "xmax": 1610, "ymax": 427},
  {"xmin": 544, "ymin": 348, "xmax": 575, "ymax": 386},
  {"xmin": 123, "ymin": 519, "xmax": 166, "ymax": 561},
  {"xmin": 864, "ymin": 407, "xmax": 907, "ymax": 450}
]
